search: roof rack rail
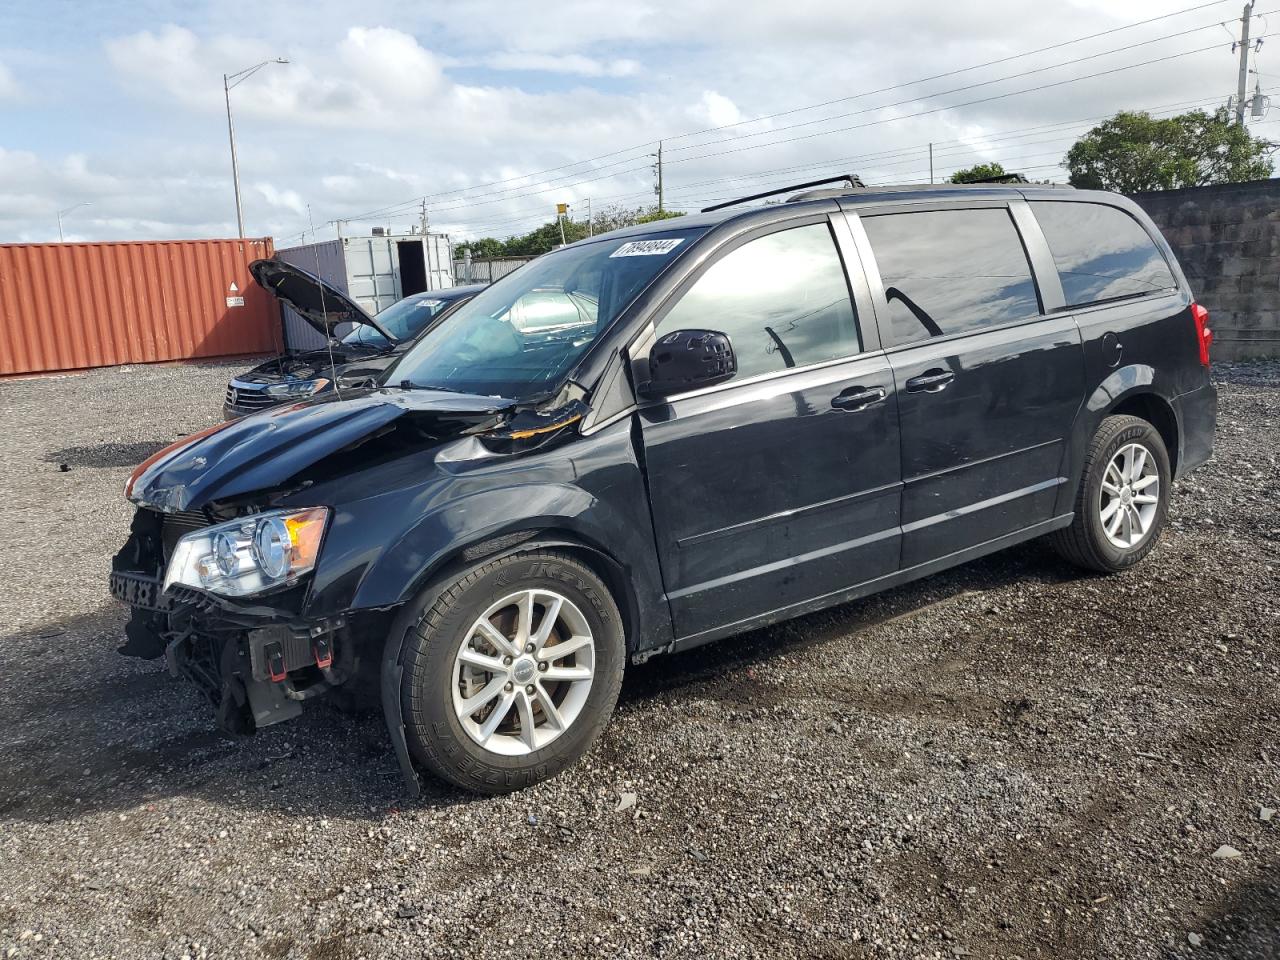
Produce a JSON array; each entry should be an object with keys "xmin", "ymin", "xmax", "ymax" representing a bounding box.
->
[
  {"xmin": 964, "ymin": 172, "xmax": 1030, "ymax": 184},
  {"xmin": 700, "ymin": 174, "xmax": 864, "ymax": 213}
]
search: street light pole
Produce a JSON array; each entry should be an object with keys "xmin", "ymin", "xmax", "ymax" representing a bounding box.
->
[
  {"xmin": 223, "ymin": 58, "xmax": 289, "ymax": 239},
  {"xmin": 57, "ymin": 202, "xmax": 92, "ymax": 242},
  {"xmin": 224, "ymin": 73, "xmax": 244, "ymax": 239}
]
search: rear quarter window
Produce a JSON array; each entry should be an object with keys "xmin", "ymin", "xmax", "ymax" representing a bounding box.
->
[{"xmin": 1030, "ymin": 201, "xmax": 1177, "ymax": 307}]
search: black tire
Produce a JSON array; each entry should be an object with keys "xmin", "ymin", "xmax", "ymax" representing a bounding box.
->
[
  {"xmin": 397, "ymin": 550, "xmax": 624, "ymax": 794},
  {"xmin": 1050, "ymin": 414, "xmax": 1171, "ymax": 573}
]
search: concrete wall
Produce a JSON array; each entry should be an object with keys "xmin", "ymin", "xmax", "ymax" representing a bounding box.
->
[{"xmin": 1129, "ymin": 179, "xmax": 1280, "ymax": 361}]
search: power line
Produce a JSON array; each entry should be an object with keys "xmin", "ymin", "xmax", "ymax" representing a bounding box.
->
[
  {"xmin": 667, "ymin": 37, "xmax": 1271, "ymax": 165},
  {"xmin": 659, "ymin": 0, "xmax": 1234, "ymax": 147},
  {"xmin": 417, "ymin": 34, "xmax": 1274, "ymax": 238},
  {"xmin": 333, "ymin": 3, "xmax": 1240, "ymax": 224},
  {"xmin": 373, "ymin": 40, "xmax": 1247, "ymax": 232},
  {"xmin": 662, "ymin": 13, "xmax": 1251, "ymax": 158},
  {"xmin": 656, "ymin": 95, "xmax": 1225, "ymax": 204},
  {"xmin": 342, "ymin": 150, "xmax": 656, "ymax": 223},
  {"xmin": 446, "ymin": 95, "xmax": 1231, "ymax": 237}
]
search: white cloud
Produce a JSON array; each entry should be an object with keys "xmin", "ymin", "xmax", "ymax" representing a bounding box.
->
[
  {"xmin": 337, "ymin": 27, "xmax": 447, "ymax": 104},
  {"xmin": 1, "ymin": 0, "xmax": 1246, "ymax": 245},
  {"xmin": 693, "ymin": 91, "xmax": 742, "ymax": 128},
  {"xmin": 254, "ymin": 182, "xmax": 307, "ymax": 217},
  {"xmin": 483, "ymin": 52, "xmax": 640, "ymax": 77}
]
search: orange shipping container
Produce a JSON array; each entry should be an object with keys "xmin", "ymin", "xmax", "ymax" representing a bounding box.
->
[{"xmin": 0, "ymin": 238, "xmax": 282, "ymax": 376}]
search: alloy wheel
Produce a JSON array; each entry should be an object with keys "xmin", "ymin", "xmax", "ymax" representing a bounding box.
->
[
  {"xmin": 451, "ymin": 589, "xmax": 596, "ymax": 756},
  {"xmin": 1099, "ymin": 442, "xmax": 1160, "ymax": 549}
]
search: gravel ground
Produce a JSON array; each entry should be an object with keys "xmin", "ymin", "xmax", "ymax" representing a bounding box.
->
[{"xmin": 0, "ymin": 358, "xmax": 1276, "ymax": 960}]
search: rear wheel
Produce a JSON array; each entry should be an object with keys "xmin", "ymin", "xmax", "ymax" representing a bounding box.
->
[
  {"xmin": 398, "ymin": 551, "xmax": 624, "ymax": 794},
  {"xmin": 1050, "ymin": 414, "xmax": 1171, "ymax": 573}
]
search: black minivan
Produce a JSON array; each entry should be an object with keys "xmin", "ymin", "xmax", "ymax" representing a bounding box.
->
[{"xmin": 112, "ymin": 179, "xmax": 1217, "ymax": 795}]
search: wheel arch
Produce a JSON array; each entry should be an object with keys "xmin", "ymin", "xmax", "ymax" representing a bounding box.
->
[
  {"xmin": 376, "ymin": 524, "xmax": 654, "ymax": 799},
  {"xmin": 1108, "ymin": 392, "xmax": 1179, "ymax": 476},
  {"xmin": 1060, "ymin": 367, "xmax": 1182, "ymax": 515},
  {"xmin": 407, "ymin": 527, "xmax": 646, "ymax": 658},
  {"xmin": 1080, "ymin": 364, "xmax": 1181, "ymax": 473}
]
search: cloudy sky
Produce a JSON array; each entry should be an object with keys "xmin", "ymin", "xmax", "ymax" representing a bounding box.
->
[{"xmin": 0, "ymin": 0, "xmax": 1273, "ymax": 247}]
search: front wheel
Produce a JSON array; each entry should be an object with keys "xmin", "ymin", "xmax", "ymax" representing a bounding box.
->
[
  {"xmin": 398, "ymin": 551, "xmax": 624, "ymax": 794},
  {"xmin": 1050, "ymin": 414, "xmax": 1171, "ymax": 573}
]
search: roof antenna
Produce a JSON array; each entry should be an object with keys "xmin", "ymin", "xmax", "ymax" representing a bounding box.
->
[{"xmin": 307, "ymin": 203, "xmax": 342, "ymax": 401}]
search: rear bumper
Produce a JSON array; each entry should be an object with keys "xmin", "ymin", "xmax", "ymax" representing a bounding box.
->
[{"xmin": 1174, "ymin": 380, "xmax": 1217, "ymax": 478}]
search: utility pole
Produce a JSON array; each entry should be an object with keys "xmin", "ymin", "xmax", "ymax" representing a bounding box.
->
[
  {"xmin": 586, "ymin": 198, "xmax": 593, "ymax": 237},
  {"xmin": 223, "ymin": 75, "xmax": 244, "ymax": 238},
  {"xmin": 928, "ymin": 143, "xmax": 934, "ymax": 184},
  {"xmin": 1235, "ymin": 2, "xmax": 1254, "ymax": 126},
  {"xmin": 222, "ymin": 58, "xmax": 289, "ymax": 238},
  {"xmin": 655, "ymin": 141, "xmax": 665, "ymax": 214},
  {"xmin": 419, "ymin": 199, "xmax": 429, "ymax": 235}
]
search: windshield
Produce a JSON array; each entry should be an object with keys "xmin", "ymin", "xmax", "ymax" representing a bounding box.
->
[
  {"xmin": 391, "ymin": 228, "xmax": 699, "ymax": 398},
  {"xmin": 340, "ymin": 294, "xmax": 461, "ymax": 350}
]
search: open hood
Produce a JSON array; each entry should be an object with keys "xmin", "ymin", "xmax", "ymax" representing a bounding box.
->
[{"xmin": 249, "ymin": 258, "xmax": 398, "ymax": 345}]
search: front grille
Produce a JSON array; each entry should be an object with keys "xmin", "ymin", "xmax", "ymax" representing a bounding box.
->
[
  {"xmin": 226, "ymin": 385, "xmax": 278, "ymax": 410},
  {"xmin": 159, "ymin": 509, "xmax": 212, "ymax": 561}
]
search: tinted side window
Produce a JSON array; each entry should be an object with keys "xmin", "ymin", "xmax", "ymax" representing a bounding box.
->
[
  {"xmin": 1030, "ymin": 201, "xmax": 1176, "ymax": 306},
  {"xmin": 862, "ymin": 208, "xmax": 1040, "ymax": 347},
  {"xmin": 656, "ymin": 223, "xmax": 859, "ymax": 381}
]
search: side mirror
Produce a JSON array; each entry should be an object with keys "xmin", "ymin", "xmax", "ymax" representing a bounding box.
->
[{"xmin": 642, "ymin": 329, "xmax": 737, "ymax": 398}]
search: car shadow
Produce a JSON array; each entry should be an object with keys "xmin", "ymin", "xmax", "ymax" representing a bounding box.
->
[
  {"xmin": 0, "ymin": 541, "xmax": 1078, "ymax": 826},
  {"xmin": 1162, "ymin": 860, "xmax": 1280, "ymax": 959},
  {"xmin": 621, "ymin": 538, "xmax": 1074, "ymax": 704},
  {"xmin": 42, "ymin": 439, "xmax": 177, "ymax": 470}
]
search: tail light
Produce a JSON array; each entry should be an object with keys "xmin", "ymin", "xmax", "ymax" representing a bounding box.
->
[{"xmin": 1191, "ymin": 302, "xmax": 1212, "ymax": 367}]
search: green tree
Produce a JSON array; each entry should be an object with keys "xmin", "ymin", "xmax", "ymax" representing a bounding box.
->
[
  {"xmin": 634, "ymin": 207, "xmax": 687, "ymax": 224},
  {"xmin": 1065, "ymin": 109, "xmax": 1274, "ymax": 192},
  {"xmin": 949, "ymin": 162, "xmax": 1008, "ymax": 184},
  {"xmin": 452, "ymin": 237, "xmax": 504, "ymax": 260},
  {"xmin": 459, "ymin": 204, "xmax": 685, "ymax": 259}
]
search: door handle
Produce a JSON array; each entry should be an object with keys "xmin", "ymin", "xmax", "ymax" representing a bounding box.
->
[
  {"xmin": 905, "ymin": 369, "xmax": 955, "ymax": 393},
  {"xmin": 831, "ymin": 386, "xmax": 887, "ymax": 411}
]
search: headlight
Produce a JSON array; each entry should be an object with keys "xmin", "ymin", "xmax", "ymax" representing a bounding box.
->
[
  {"xmin": 264, "ymin": 378, "xmax": 330, "ymax": 398},
  {"xmin": 163, "ymin": 507, "xmax": 330, "ymax": 597}
]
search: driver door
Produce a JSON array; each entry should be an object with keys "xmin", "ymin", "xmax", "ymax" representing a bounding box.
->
[{"xmin": 635, "ymin": 216, "xmax": 903, "ymax": 642}]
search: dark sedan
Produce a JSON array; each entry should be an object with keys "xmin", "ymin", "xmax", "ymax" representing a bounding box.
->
[{"xmin": 224, "ymin": 261, "xmax": 483, "ymax": 418}]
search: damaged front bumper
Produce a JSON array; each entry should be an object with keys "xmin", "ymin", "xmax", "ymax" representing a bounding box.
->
[{"xmin": 110, "ymin": 510, "xmax": 367, "ymax": 735}]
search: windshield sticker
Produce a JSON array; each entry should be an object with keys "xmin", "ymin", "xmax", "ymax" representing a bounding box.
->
[{"xmin": 609, "ymin": 238, "xmax": 684, "ymax": 258}]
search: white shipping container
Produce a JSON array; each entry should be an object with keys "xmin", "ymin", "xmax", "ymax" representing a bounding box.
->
[{"xmin": 275, "ymin": 232, "xmax": 455, "ymax": 351}]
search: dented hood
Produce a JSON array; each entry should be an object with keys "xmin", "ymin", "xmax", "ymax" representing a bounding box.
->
[
  {"xmin": 249, "ymin": 258, "xmax": 398, "ymax": 344},
  {"xmin": 127, "ymin": 389, "xmax": 515, "ymax": 512}
]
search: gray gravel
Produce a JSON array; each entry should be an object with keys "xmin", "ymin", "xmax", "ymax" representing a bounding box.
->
[{"xmin": 0, "ymin": 359, "xmax": 1277, "ymax": 960}]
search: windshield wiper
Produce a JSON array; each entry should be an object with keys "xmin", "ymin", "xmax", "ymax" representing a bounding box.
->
[{"xmin": 398, "ymin": 379, "xmax": 464, "ymax": 394}]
